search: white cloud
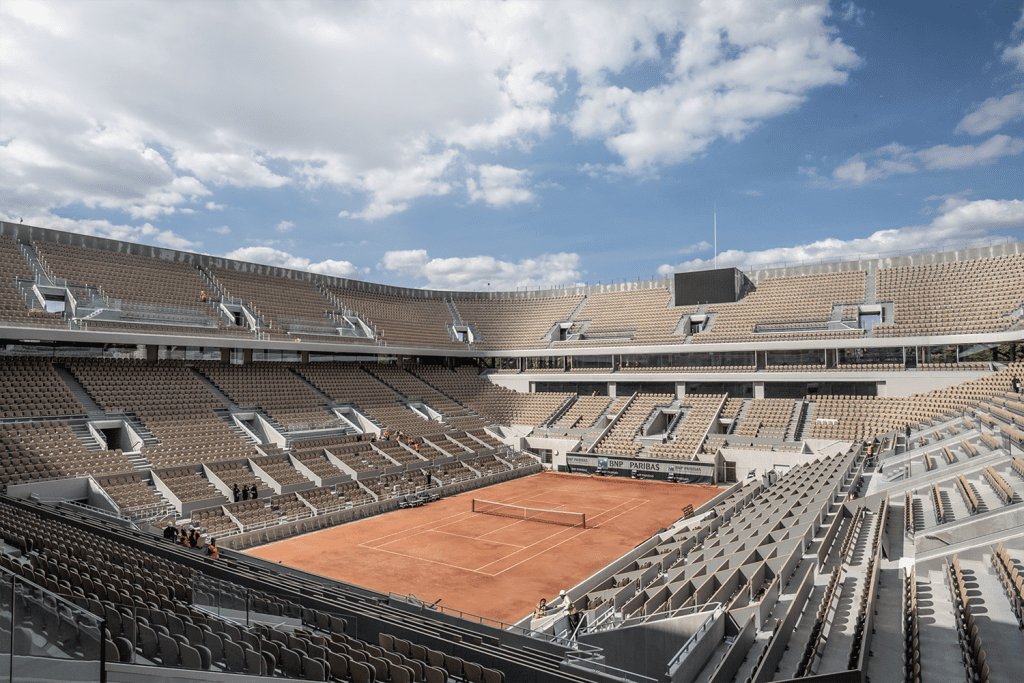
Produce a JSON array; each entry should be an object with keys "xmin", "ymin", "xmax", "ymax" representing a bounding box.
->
[
  {"xmin": 956, "ymin": 90, "xmax": 1024, "ymax": 135},
  {"xmin": 569, "ymin": 2, "xmax": 860, "ymax": 172},
  {"xmin": 173, "ymin": 150, "xmax": 290, "ymax": 188},
  {"xmin": 832, "ymin": 135, "xmax": 1024, "ymax": 183},
  {"xmin": 838, "ymin": 2, "xmax": 865, "ymax": 26},
  {"xmin": 209, "ymin": 225, "xmax": 231, "ymax": 235},
  {"xmin": 206, "ymin": 201, "xmax": 225, "ymax": 211},
  {"xmin": 337, "ymin": 150, "xmax": 458, "ymax": 220},
  {"xmin": 0, "ymin": 1, "xmax": 860, "ymax": 222},
  {"xmin": 658, "ymin": 196, "xmax": 1024, "ymax": 273},
  {"xmin": 677, "ymin": 240, "xmax": 712, "ymax": 254},
  {"xmin": 466, "ymin": 164, "xmax": 535, "ymax": 206},
  {"xmin": 275, "ymin": 220, "xmax": 294, "ymax": 233},
  {"xmin": 744, "ymin": 189, "xmax": 763, "ymax": 196},
  {"xmin": 916, "ymin": 135, "xmax": 1024, "ymax": 169},
  {"xmin": 380, "ymin": 249, "xmax": 581, "ymax": 290},
  {"xmin": 223, "ymin": 246, "xmax": 363, "ymax": 279},
  {"xmin": 1003, "ymin": 9, "xmax": 1024, "ymax": 71}
]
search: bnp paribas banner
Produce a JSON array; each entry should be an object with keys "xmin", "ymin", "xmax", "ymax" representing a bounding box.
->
[{"xmin": 565, "ymin": 454, "xmax": 714, "ymax": 479}]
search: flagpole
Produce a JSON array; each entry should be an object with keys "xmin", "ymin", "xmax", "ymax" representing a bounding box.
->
[{"xmin": 714, "ymin": 204, "xmax": 717, "ymax": 269}]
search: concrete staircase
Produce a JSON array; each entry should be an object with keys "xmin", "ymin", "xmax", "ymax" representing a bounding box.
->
[
  {"xmin": 798, "ymin": 401, "xmax": 816, "ymax": 440},
  {"xmin": 788, "ymin": 400, "xmax": 806, "ymax": 441},
  {"xmin": 53, "ymin": 365, "xmax": 108, "ymax": 421},
  {"xmin": 864, "ymin": 271, "xmax": 877, "ymax": 305},
  {"xmin": 67, "ymin": 420, "xmax": 104, "ymax": 452}
]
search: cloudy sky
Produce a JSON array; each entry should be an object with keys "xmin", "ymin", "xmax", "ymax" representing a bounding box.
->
[{"xmin": 1, "ymin": 0, "xmax": 1022, "ymax": 290}]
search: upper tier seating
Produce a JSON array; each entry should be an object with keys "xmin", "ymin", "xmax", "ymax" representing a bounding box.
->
[
  {"xmin": 454, "ymin": 295, "xmax": 584, "ymax": 350},
  {"xmin": 206, "ymin": 266, "xmax": 341, "ymax": 337},
  {"xmin": 33, "ymin": 241, "xmax": 223, "ymax": 328},
  {"xmin": 552, "ymin": 288, "xmax": 691, "ymax": 347},
  {"xmin": 325, "ymin": 286, "xmax": 464, "ymax": 349},
  {"xmin": 695, "ymin": 270, "xmax": 866, "ymax": 344},
  {"xmin": 876, "ymin": 254, "xmax": 1024, "ymax": 337},
  {"xmin": 0, "ymin": 236, "xmax": 65, "ymax": 328}
]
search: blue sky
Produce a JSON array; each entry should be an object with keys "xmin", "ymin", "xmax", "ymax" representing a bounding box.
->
[{"xmin": 1, "ymin": 0, "xmax": 1022, "ymax": 290}]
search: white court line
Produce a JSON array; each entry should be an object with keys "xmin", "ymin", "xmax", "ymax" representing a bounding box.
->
[
  {"xmin": 359, "ymin": 508, "xmax": 477, "ymax": 547},
  {"xmin": 488, "ymin": 528, "xmax": 588, "ymax": 575},
  {"xmin": 487, "ymin": 499, "xmax": 650, "ymax": 576},
  {"xmin": 423, "ymin": 529, "xmax": 527, "ymax": 548},
  {"xmin": 356, "ymin": 542, "xmax": 497, "ymax": 575},
  {"xmin": 474, "ymin": 521, "xmax": 583, "ymax": 573}
]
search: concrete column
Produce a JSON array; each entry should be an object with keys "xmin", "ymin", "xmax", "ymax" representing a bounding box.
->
[
  {"xmin": 675, "ymin": 382, "xmax": 686, "ymax": 399},
  {"xmin": 242, "ymin": 348, "xmax": 253, "ymax": 365},
  {"xmin": 753, "ymin": 382, "xmax": 764, "ymax": 400},
  {"xmin": 219, "ymin": 348, "xmax": 231, "ymax": 364},
  {"xmin": 608, "ymin": 382, "xmax": 616, "ymax": 398},
  {"xmin": 145, "ymin": 345, "xmax": 158, "ymax": 363},
  {"xmin": 300, "ymin": 350, "xmax": 309, "ymax": 364},
  {"xmin": 876, "ymin": 381, "xmax": 887, "ymax": 397}
]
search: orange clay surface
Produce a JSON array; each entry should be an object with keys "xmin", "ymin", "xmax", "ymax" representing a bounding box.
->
[{"xmin": 246, "ymin": 471, "xmax": 720, "ymax": 623}]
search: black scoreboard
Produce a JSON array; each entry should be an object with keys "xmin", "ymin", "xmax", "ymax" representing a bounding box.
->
[{"xmin": 674, "ymin": 267, "xmax": 743, "ymax": 306}]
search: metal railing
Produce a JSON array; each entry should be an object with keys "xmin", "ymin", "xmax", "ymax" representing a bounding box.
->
[{"xmin": 665, "ymin": 604, "xmax": 723, "ymax": 672}]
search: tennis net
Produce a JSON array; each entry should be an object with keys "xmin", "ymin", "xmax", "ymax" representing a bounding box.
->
[{"xmin": 471, "ymin": 499, "xmax": 585, "ymax": 528}]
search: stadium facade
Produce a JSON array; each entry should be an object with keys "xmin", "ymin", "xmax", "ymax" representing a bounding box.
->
[{"xmin": 0, "ymin": 220, "xmax": 1022, "ymax": 682}]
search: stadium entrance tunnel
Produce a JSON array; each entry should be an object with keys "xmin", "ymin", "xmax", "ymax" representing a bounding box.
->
[{"xmin": 91, "ymin": 419, "xmax": 143, "ymax": 452}]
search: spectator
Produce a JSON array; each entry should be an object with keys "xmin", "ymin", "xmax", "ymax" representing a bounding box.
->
[
  {"xmin": 241, "ymin": 485, "xmax": 249, "ymax": 501},
  {"xmin": 189, "ymin": 526, "xmax": 200, "ymax": 548},
  {"xmin": 206, "ymin": 538, "xmax": 220, "ymax": 559},
  {"xmin": 163, "ymin": 520, "xmax": 177, "ymax": 541},
  {"xmin": 249, "ymin": 484, "xmax": 257, "ymax": 500},
  {"xmin": 534, "ymin": 598, "xmax": 547, "ymax": 619},
  {"xmin": 425, "ymin": 470, "xmax": 432, "ymax": 487},
  {"xmin": 567, "ymin": 602, "xmax": 583, "ymax": 633},
  {"xmin": 233, "ymin": 483, "xmax": 241, "ymax": 503},
  {"xmin": 178, "ymin": 526, "xmax": 189, "ymax": 546},
  {"xmin": 1014, "ymin": 377, "xmax": 1022, "ymax": 395}
]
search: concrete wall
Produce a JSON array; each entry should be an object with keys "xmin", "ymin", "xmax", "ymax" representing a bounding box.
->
[
  {"xmin": 718, "ymin": 448, "xmax": 817, "ymax": 479},
  {"xmin": 579, "ymin": 610, "xmax": 721, "ymax": 681}
]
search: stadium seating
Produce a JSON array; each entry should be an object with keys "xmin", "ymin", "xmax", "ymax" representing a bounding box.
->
[
  {"xmin": 2, "ymin": 223, "xmax": 1024, "ymax": 683},
  {"xmin": 0, "ymin": 236, "xmax": 65, "ymax": 328}
]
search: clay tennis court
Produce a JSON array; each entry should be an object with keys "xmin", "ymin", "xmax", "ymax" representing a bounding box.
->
[{"xmin": 246, "ymin": 471, "xmax": 720, "ymax": 623}]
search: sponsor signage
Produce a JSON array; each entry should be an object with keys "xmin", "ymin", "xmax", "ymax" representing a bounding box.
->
[{"xmin": 565, "ymin": 453, "xmax": 714, "ymax": 478}]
